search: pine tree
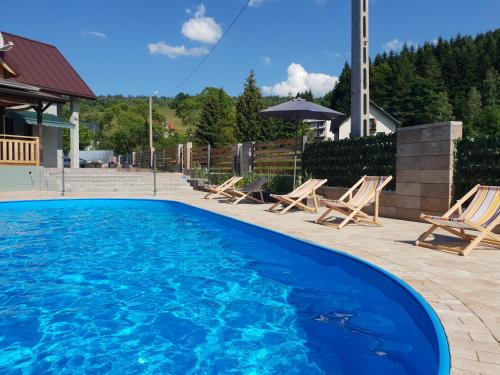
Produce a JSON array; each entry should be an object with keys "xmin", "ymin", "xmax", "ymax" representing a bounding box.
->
[
  {"xmin": 195, "ymin": 87, "xmax": 236, "ymax": 147},
  {"xmin": 410, "ymin": 77, "xmax": 453, "ymax": 126},
  {"xmin": 296, "ymin": 90, "xmax": 314, "ymax": 101},
  {"xmin": 388, "ymin": 47, "xmax": 417, "ymax": 124},
  {"xmin": 464, "ymin": 87, "xmax": 483, "ymax": 136},
  {"xmin": 482, "ymin": 68, "xmax": 499, "ymax": 106},
  {"xmin": 328, "ymin": 62, "xmax": 351, "ymax": 114},
  {"xmin": 236, "ymin": 71, "xmax": 265, "ymax": 142}
]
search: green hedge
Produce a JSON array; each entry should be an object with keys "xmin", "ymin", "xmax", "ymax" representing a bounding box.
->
[
  {"xmin": 454, "ymin": 135, "xmax": 500, "ymax": 199},
  {"xmin": 302, "ymin": 133, "xmax": 396, "ymax": 189},
  {"xmin": 208, "ymin": 173, "xmax": 294, "ymax": 195}
]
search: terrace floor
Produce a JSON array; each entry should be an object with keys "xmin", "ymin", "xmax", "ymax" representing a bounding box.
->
[{"xmin": 1, "ymin": 189, "xmax": 499, "ymax": 375}]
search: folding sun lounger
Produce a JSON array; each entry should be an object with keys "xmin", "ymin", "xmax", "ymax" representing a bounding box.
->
[
  {"xmin": 226, "ymin": 177, "xmax": 268, "ymax": 205},
  {"xmin": 316, "ymin": 175, "xmax": 393, "ymax": 229},
  {"xmin": 203, "ymin": 176, "xmax": 242, "ymax": 199},
  {"xmin": 268, "ymin": 178, "xmax": 328, "ymax": 214},
  {"xmin": 416, "ymin": 184, "xmax": 500, "ymax": 256}
]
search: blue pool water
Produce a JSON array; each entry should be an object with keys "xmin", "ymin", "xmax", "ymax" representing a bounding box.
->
[{"xmin": 0, "ymin": 199, "xmax": 448, "ymax": 374}]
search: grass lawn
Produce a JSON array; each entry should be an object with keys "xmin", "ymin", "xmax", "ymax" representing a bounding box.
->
[{"xmin": 157, "ymin": 106, "xmax": 187, "ymax": 136}]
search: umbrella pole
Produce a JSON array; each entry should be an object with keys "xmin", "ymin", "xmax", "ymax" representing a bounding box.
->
[{"xmin": 293, "ymin": 121, "xmax": 298, "ymax": 189}]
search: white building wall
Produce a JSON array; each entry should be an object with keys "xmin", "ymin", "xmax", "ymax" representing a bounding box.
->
[{"xmin": 41, "ymin": 126, "xmax": 62, "ymax": 167}]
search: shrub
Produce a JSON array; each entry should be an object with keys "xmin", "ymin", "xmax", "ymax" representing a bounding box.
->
[
  {"xmin": 302, "ymin": 133, "xmax": 396, "ymax": 189},
  {"xmin": 454, "ymin": 134, "xmax": 500, "ymax": 199}
]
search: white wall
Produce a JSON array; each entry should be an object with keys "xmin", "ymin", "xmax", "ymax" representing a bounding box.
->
[
  {"xmin": 41, "ymin": 126, "xmax": 62, "ymax": 167},
  {"xmin": 335, "ymin": 105, "xmax": 398, "ymax": 140},
  {"xmin": 307, "ymin": 120, "xmax": 334, "ymax": 141}
]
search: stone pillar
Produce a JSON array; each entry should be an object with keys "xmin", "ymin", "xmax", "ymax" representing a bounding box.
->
[
  {"xmin": 56, "ymin": 149, "xmax": 64, "ymax": 168},
  {"xmin": 240, "ymin": 142, "xmax": 254, "ymax": 176},
  {"xmin": 183, "ymin": 142, "xmax": 192, "ymax": 174},
  {"xmin": 393, "ymin": 121, "xmax": 463, "ymax": 221},
  {"xmin": 176, "ymin": 144, "xmax": 183, "ymax": 172},
  {"xmin": 56, "ymin": 104, "xmax": 64, "ymax": 168},
  {"xmin": 351, "ymin": 0, "xmax": 370, "ymax": 138},
  {"xmin": 232, "ymin": 143, "xmax": 242, "ymax": 175},
  {"xmin": 69, "ymin": 98, "xmax": 80, "ymax": 168}
]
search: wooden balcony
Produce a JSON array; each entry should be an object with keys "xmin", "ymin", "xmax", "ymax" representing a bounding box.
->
[{"xmin": 0, "ymin": 134, "xmax": 40, "ymax": 166}]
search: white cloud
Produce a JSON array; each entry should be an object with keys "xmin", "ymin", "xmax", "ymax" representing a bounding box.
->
[
  {"xmin": 81, "ymin": 31, "xmax": 106, "ymax": 39},
  {"xmin": 181, "ymin": 4, "xmax": 222, "ymax": 44},
  {"xmin": 148, "ymin": 41, "xmax": 209, "ymax": 58},
  {"xmin": 383, "ymin": 38, "xmax": 415, "ymax": 52},
  {"xmin": 249, "ymin": 0, "xmax": 264, "ymax": 7},
  {"xmin": 262, "ymin": 63, "xmax": 338, "ymax": 97},
  {"xmin": 324, "ymin": 50, "xmax": 342, "ymax": 58},
  {"xmin": 262, "ymin": 56, "xmax": 272, "ymax": 65}
]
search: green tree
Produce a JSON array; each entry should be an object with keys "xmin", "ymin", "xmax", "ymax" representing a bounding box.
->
[
  {"xmin": 464, "ymin": 87, "xmax": 483, "ymax": 136},
  {"xmin": 328, "ymin": 62, "xmax": 351, "ymax": 114},
  {"xmin": 236, "ymin": 71, "xmax": 265, "ymax": 142},
  {"xmin": 175, "ymin": 96, "xmax": 202, "ymax": 137},
  {"xmin": 62, "ymin": 125, "xmax": 94, "ymax": 153},
  {"xmin": 482, "ymin": 68, "xmax": 499, "ymax": 106},
  {"xmin": 477, "ymin": 104, "xmax": 500, "ymax": 136},
  {"xmin": 195, "ymin": 87, "xmax": 236, "ymax": 147},
  {"xmin": 296, "ymin": 89, "xmax": 314, "ymax": 101},
  {"xmin": 387, "ymin": 47, "xmax": 417, "ymax": 125},
  {"xmin": 410, "ymin": 76, "xmax": 453, "ymax": 125},
  {"xmin": 100, "ymin": 111, "xmax": 148, "ymax": 154}
]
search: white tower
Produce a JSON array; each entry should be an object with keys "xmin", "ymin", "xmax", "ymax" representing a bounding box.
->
[{"xmin": 351, "ymin": 0, "xmax": 369, "ymax": 138}]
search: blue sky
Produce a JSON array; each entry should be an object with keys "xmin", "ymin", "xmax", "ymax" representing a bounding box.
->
[{"xmin": 2, "ymin": 0, "xmax": 499, "ymax": 97}]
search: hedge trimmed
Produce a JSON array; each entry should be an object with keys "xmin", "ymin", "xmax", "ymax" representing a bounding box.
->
[
  {"xmin": 454, "ymin": 135, "xmax": 500, "ymax": 199},
  {"xmin": 302, "ymin": 133, "xmax": 396, "ymax": 189}
]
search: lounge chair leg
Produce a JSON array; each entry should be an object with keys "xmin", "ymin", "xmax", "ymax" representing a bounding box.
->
[
  {"xmin": 337, "ymin": 210, "xmax": 359, "ymax": 229},
  {"xmin": 416, "ymin": 225, "xmax": 438, "ymax": 246},
  {"xmin": 260, "ymin": 191, "xmax": 264, "ymax": 204},
  {"xmin": 312, "ymin": 191, "xmax": 319, "ymax": 212},
  {"xmin": 316, "ymin": 207, "xmax": 332, "ymax": 224}
]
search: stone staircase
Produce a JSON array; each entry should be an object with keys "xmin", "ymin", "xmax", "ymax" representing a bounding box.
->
[{"xmin": 43, "ymin": 169, "xmax": 192, "ymax": 193}]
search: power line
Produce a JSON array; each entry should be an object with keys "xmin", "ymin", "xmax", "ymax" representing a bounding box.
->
[{"xmin": 167, "ymin": 0, "xmax": 252, "ymax": 96}]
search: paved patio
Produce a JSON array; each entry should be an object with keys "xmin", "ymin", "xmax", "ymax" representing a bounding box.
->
[{"xmin": 1, "ymin": 190, "xmax": 499, "ymax": 375}]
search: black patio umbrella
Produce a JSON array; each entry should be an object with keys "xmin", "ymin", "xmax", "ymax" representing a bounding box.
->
[
  {"xmin": 260, "ymin": 98, "xmax": 344, "ymax": 188},
  {"xmin": 260, "ymin": 98, "xmax": 344, "ymax": 122}
]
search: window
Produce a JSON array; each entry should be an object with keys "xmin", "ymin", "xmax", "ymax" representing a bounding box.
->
[{"xmin": 369, "ymin": 118, "xmax": 377, "ymax": 135}]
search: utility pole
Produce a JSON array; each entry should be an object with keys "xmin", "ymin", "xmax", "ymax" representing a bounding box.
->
[
  {"xmin": 149, "ymin": 91, "xmax": 158, "ymax": 167},
  {"xmin": 351, "ymin": 0, "xmax": 369, "ymax": 138}
]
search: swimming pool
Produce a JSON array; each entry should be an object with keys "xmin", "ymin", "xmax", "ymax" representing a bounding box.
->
[{"xmin": 0, "ymin": 199, "xmax": 449, "ymax": 374}]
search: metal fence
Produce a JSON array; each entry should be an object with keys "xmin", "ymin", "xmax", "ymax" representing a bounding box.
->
[{"xmin": 0, "ymin": 154, "xmax": 191, "ymax": 201}]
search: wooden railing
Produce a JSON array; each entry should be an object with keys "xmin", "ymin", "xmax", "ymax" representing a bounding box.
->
[{"xmin": 0, "ymin": 134, "xmax": 39, "ymax": 166}]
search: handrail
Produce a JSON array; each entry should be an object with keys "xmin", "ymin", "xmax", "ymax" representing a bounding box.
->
[
  {"xmin": 0, "ymin": 134, "xmax": 39, "ymax": 140},
  {"xmin": 0, "ymin": 135, "xmax": 40, "ymax": 166}
]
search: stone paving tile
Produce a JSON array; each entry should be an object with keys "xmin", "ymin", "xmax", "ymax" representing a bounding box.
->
[{"xmin": 2, "ymin": 190, "xmax": 499, "ymax": 374}]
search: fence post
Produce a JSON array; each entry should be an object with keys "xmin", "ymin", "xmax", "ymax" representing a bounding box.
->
[
  {"xmin": 240, "ymin": 142, "xmax": 254, "ymax": 176},
  {"xmin": 176, "ymin": 144, "xmax": 183, "ymax": 172},
  {"xmin": 207, "ymin": 144, "xmax": 211, "ymax": 178},
  {"xmin": 61, "ymin": 154, "xmax": 65, "ymax": 196},
  {"xmin": 153, "ymin": 152, "xmax": 157, "ymax": 196},
  {"xmin": 232, "ymin": 143, "xmax": 242, "ymax": 176},
  {"xmin": 183, "ymin": 142, "xmax": 192, "ymax": 174}
]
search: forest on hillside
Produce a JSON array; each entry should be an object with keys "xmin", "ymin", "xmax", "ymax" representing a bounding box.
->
[
  {"xmin": 71, "ymin": 29, "xmax": 499, "ymax": 153},
  {"xmin": 325, "ymin": 29, "xmax": 500, "ymax": 136}
]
